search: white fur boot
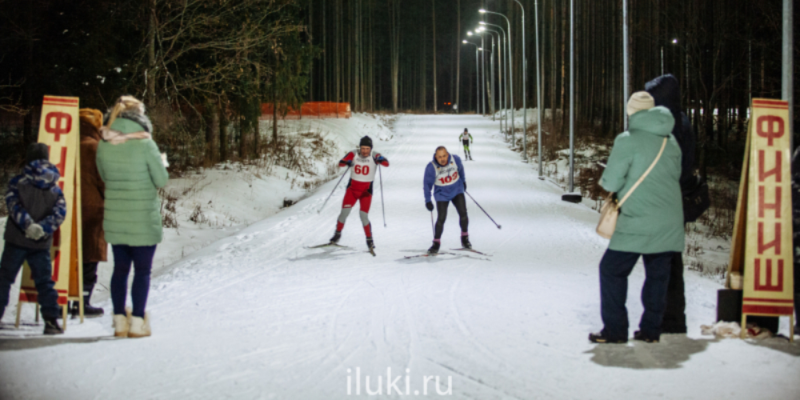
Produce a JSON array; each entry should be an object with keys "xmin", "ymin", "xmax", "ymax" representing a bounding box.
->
[
  {"xmin": 128, "ymin": 311, "xmax": 151, "ymax": 338},
  {"xmin": 113, "ymin": 308, "xmax": 132, "ymax": 337}
]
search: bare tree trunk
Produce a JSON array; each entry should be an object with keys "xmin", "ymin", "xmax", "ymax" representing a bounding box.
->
[
  {"xmin": 390, "ymin": 0, "xmax": 401, "ymax": 113},
  {"xmin": 206, "ymin": 100, "xmax": 220, "ymax": 165},
  {"xmin": 219, "ymin": 103, "xmax": 228, "ymax": 162},
  {"xmin": 147, "ymin": 0, "xmax": 157, "ymax": 106},
  {"xmin": 272, "ymin": 86, "xmax": 278, "ymax": 147},
  {"xmin": 323, "ymin": 0, "xmax": 327, "ymax": 101},
  {"xmin": 432, "ymin": 0, "xmax": 437, "ymax": 113},
  {"xmin": 455, "ymin": 0, "xmax": 461, "ymax": 113}
]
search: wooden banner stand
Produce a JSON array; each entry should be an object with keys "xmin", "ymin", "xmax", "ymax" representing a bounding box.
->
[
  {"xmin": 14, "ymin": 95, "xmax": 85, "ymax": 331},
  {"xmin": 726, "ymin": 98, "xmax": 795, "ymax": 341}
]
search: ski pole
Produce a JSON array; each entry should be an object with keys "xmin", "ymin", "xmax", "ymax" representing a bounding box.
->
[
  {"xmin": 464, "ymin": 191, "xmax": 502, "ymax": 229},
  {"xmin": 430, "ymin": 211, "xmax": 435, "ymax": 237},
  {"xmin": 379, "ymin": 165, "xmax": 386, "ymax": 227},
  {"xmin": 318, "ymin": 166, "xmax": 351, "ymax": 213}
]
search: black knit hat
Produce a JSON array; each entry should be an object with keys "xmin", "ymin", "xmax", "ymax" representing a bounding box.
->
[
  {"xmin": 464, "ymin": 128, "xmax": 468, "ymax": 132},
  {"xmin": 26, "ymin": 143, "xmax": 49, "ymax": 164},
  {"xmin": 359, "ymin": 136, "xmax": 373, "ymax": 148}
]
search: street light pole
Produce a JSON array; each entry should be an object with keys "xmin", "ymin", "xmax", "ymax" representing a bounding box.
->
[
  {"xmin": 482, "ymin": 22, "xmax": 510, "ymax": 140},
  {"xmin": 622, "ymin": 0, "xmax": 630, "ymax": 130},
  {"xmin": 562, "ymin": 0, "xmax": 581, "ymax": 203},
  {"xmin": 480, "ymin": 9, "xmax": 514, "ymax": 145},
  {"xmin": 513, "ymin": 0, "xmax": 528, "ymax": 162},
  {"xmin": 484, "ymin": 27, "xmax": 505, "ymax": 134},
  {"xmin": 489, "ymin": 33, "xmax": 497, "ymax": 120},
  {"xmin": 568, "ymin": 0, "xmax": 575, "ymax": 193},
  {"xmin": 464, "ymin": 39, "xmax": 481, "ymax": 114},
  {"xmin": 481, "ymin": 33, "xmax": 486, "ymax": 115},
  {"xmin": 535, "ymin": 0, "xmax": 544, "ymax": 179},
  {"xmin": 783, "ymin": 0, "xmax": 793, "ymax": 148}
]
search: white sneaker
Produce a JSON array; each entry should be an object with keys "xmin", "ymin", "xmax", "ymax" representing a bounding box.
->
[{"xmin": 128, "ymin": 312, "xmax": 151, "ymax": 338}]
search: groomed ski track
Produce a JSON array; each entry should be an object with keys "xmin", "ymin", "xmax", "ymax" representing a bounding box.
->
[{"xmin": 1, "ymin": 115, "xmax": 797, "ymax": 399}]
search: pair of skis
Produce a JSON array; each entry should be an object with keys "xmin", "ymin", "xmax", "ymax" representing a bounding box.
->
[
  {"xmin": 403, "ymin": 247, "xmax": 490, "ymax": 260},
  {"xmin": 306, "ymin": 242, "xmax": 376, "ymax": 257}
]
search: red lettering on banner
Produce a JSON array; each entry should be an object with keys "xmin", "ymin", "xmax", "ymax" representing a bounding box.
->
[
  {"xmin": 756, "ymin": 116, "xmax": 784, "ymax": 146},
  {"xmin": 49, "ymin": 146, "xmax": 68, "ymax": 177},
  {"xmin": 757, "ymin": 150, "xmax": 782, "ymax": 182},
  {"xmin": 44, "ymin": 112, "xmax": 72, "ymax": 142},
  {"xmin": 757, "ymin": 222, "xmax": 781, "ymax": 255},
  {"xmin": 754, "ymin": 258, "xmax": 784, "ymax": 292},
  {"xmin": 757, "ymin": 186, "xmax": 782, "ymax": 218}
]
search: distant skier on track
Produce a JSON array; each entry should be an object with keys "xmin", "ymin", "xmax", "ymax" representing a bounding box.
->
[
  {"xmin": 329, "ymin": 136, "xmax": 389, "ymax": 252},
  {"xmin": 460, "ymin": 128, "xmax": 473, "ymax": 160},
  {"xmin": 424, "ymin": 146, "xmax": 471, "ymax": 254}
]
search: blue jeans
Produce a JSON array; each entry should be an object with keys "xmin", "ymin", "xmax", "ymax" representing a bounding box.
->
[
  {"xmin": 0, "ymin": 243, "xmax": 61, "ymax": 319},
  {"xmin": 111, "ymin": 245, "xmax": 156, "ymax": 318},
  {"xmin": 599, "ymin": 249, "xmax": 675, "ymax": 340}
]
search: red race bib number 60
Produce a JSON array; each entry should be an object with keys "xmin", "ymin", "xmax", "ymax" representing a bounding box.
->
[{"xmin": 354, "ymin": 165, "xmax": 370, "ymax": 175}]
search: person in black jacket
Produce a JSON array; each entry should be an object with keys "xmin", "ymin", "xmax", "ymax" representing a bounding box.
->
[{"xmin": 645, "ymin": 74, "xmax": 695, "ymax": 334}]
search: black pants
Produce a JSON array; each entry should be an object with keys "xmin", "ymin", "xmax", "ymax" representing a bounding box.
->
[
  {"xmin": 434, "ymin": 193, "xmax": 468, "ymax": 239},
  {"xmin": 661, "ymin": 252, "xmax": 687, "ymax": 332},
  {"xmin": 600, "ymin": 249, "xmax": 674, "ymax": 340},
  {"xmin": 83, "ymin": 262, "xmax": 99, "ymax": 295}
]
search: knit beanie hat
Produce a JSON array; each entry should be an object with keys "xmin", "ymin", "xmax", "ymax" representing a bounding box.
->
[
  {"xmin": 359, "ymin": 136, "xmax": 373, "ymax": 148},
  {"xmin": 26, "ymin": 143, "xmax": 49, "ymax": 164},
  {"xmin": 627, "ymin": 91, "xmax": 655, "ymax": 116}
]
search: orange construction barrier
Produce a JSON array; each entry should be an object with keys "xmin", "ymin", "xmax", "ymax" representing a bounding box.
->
[{"xmin": 260, "ymin": 102, "xmax": 351, "ymax": 120}]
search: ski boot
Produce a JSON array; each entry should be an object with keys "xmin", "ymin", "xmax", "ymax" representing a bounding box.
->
[
  {"xmin": 461, "ymin": 235, "xmax": 472, "ymax": 250},
  {"xmin": 633, "ymin": 330, "xmax": 660, "ymax": 343},
  {"xmin": 70, "ymin": 298, "xmax": 104, "ymax": 318},
  {"xmin": 71, "ymin": 284, "xmax": 104, "ymax": 318},
  {"xmin": 43, "ymin": 317, "xmax": 64, "ymax": 335},
  {"xmin": 366, "ymin": 238, "xmax": 375, "ymax": 249},
  {"xmin": 588, "ymin": 330, "xmax": 626, "ymax": 344},
  {"xmin": 427, "ymin": 240, "xmax": 441, "ymax": 255},
  {"xmin": 330, "ymin": 231, "xmax": 342, "ymax": 244}
]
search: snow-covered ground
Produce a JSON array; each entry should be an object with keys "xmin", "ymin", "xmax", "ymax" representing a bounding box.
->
[
  {"xmin": 0, "ymin": 112, "xmax": 394, "ymax": 320},
  {"xmin": 0, "ymin": 114, "xmax": 798, "ymax": 399}
]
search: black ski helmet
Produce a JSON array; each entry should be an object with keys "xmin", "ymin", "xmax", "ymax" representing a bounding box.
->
[
  {"xmin": 464, "ymin": 128, "xmax": 468, "ymax": 132},
  {"xmin": 359, "ymin": 136, "xmax": 373, "ymax": 148}
]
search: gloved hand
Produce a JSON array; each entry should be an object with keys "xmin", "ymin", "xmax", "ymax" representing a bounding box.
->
[
  {"xmin": 463, "ymin": 182, "xmax": 467, "ymax": 192},
  {"xmin": 426, "ymin": 201, "xmax": 434, "ymax": 212},
  {"xmin": 161, "ymin": 153, "xmax": 170, "ymax": 168},
  {"xmin": 25, "ymin": 223, "xmax": 45, "ymax": 240},
  {"xmin": 342, "ymin": 160, "xmax": 353, "ymax": 167}
]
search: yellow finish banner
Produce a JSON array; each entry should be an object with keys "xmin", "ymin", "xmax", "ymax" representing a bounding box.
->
[
  {"xmin": 741, "ymin": 99, "xmax": 794, "ymax": 318},
  {"xmin": 18, "ymin": 96, "xmax": 83, "ymax": 307}
]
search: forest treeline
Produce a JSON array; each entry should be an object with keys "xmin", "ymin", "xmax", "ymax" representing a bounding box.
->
[
  {"xmin": 0, "ymin": 0, "xmax": 796, "ymax": 176},
  {"xmin": 0, "ymin": 0, "xmax": 316, "ymax": 169}
]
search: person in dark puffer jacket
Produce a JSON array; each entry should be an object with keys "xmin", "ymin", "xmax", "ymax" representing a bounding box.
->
[
  {"xmin": 0, "ymin": 143, "xmax": 67, "ymax": 334},
  {"xmin": 645, "ymin": 74, "xmax": 695, "ymax": 334}
]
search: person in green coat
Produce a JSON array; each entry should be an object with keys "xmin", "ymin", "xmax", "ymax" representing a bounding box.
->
[
  {"xmin": 96, "ymin": 96, "xmax": 168, "ymax": 338},
  {"xmin": 589, "ymin": 91, "xmax": 684, "ymax": 344}
]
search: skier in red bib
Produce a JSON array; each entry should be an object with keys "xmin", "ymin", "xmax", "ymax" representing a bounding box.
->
[{"xmin": 330, "ymin": 136, "xmax": 389, "ymax": 251}]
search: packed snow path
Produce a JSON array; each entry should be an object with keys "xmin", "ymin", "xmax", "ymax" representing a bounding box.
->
[{"xmin": 1, "ymin": 115, "xmax": 798, "ymax": 399}]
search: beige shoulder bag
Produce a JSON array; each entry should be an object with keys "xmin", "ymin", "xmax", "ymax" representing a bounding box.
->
[{"xmin": 596, "ymin": 137, "xmax": 668, "ymax": 239}]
